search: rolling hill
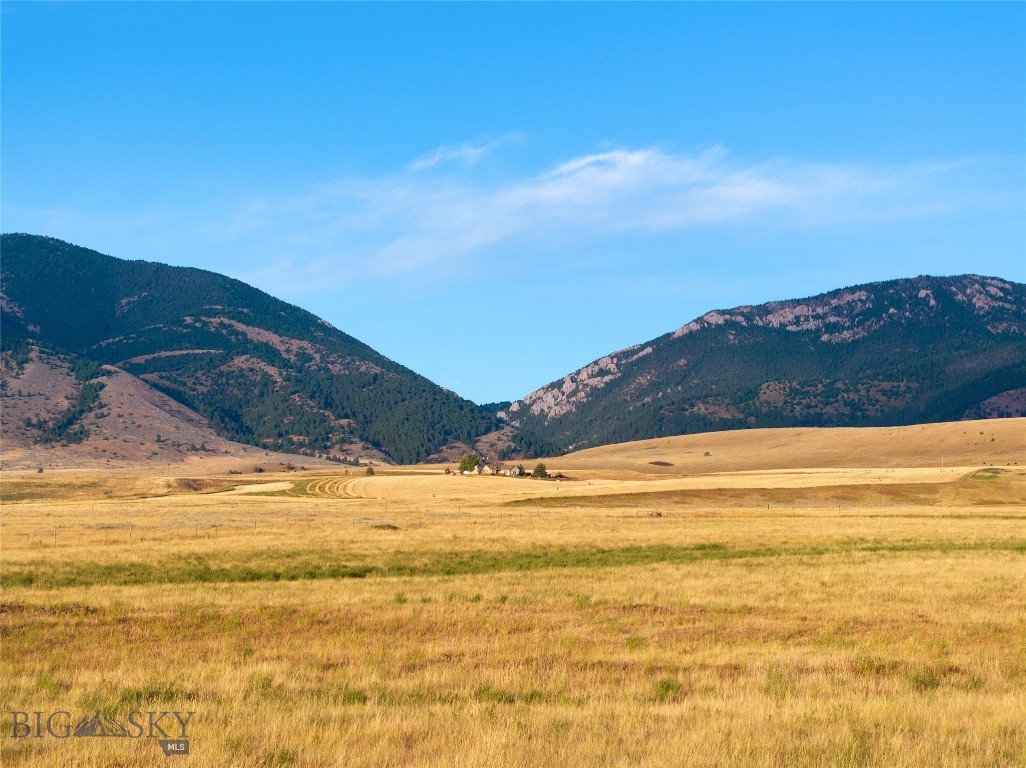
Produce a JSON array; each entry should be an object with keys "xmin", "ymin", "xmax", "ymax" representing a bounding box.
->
[
  {"xmin": 506, "ymin": 275, "xmax": 1026, "ymax": 454},
  {"xmin": 548, "ymin": 418, "xmax": 1025, "ymax": 477},
  {"xmin": 1, "ymin": 234, "xmax": 497, "ymax": 465}
]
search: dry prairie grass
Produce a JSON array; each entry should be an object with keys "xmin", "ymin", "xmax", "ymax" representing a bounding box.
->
[
  {"xmin": 550, "ymin": 417, "xmax": 1025, "ymax": 476},
  {"xmin": 1, "ymin": 422, "xmax": 1024, "ymax": 766}
]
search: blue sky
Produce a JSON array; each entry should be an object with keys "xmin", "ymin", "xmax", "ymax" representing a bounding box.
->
[{"xmin": 3, "ymin": 2, "xmax": 1024, "ymax": 403}]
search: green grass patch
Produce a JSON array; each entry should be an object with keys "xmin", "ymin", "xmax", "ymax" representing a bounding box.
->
[
  {"xmin": 2, "ymin": 551, "xmax": 373, "ymax": 590},
  {"xmin": 974, "ymin": 468, "xmax": 1007, "ymax": 481},
  {"xmin": 3, "ymin": 539, "xmax": 1023, "ymax": 590},
  {"xmin": 244, "ymin": 480, "xmax": 311, "ymax": 497},
  {"xmin": 503, "ymin": 483, "xmax": 949, "ymax": 509},
  {"xmin": 652, "ymin": 678, "xmax": 688, "ymax": 702},
  {"xmin": 475, "ymin": 684, "xmax": 548, "ymax": 705}
]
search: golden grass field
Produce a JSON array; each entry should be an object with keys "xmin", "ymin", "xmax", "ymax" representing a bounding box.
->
[{"xmin": 1, "ymin": 419, "xmax": 1024, "ymax": 767}]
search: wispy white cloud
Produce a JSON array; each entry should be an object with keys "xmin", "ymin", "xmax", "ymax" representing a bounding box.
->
[
  {"xmin": 229, "ymin": 144, "xmax": 1002, "ymax": 293},
  {"xmin": 408, "ymin": 133, "xmax": 523, "ymax": 171},
  {"xmin": 8, "ymin": 143, "xmax": 1014, "ymax": 296}
]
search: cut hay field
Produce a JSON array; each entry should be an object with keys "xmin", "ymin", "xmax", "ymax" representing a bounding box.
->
[{"xmin": 1, "ymin": 419, "xmax": 1024, "ymax": 767}]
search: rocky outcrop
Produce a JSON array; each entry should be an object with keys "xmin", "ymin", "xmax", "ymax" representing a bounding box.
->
[{"xmin": 510, "ymin": 275, "xmax": 1026, "ymax": 438}]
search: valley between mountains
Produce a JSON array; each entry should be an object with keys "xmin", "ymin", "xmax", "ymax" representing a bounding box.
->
[{"xmin": 2, "ymin": 233, "xmax": 1024, "ymax": 471}]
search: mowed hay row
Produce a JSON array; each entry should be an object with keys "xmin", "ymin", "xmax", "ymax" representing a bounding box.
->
[{"xmin": 288, "ymin": 477, "xmax": 367, "ymax": 498}]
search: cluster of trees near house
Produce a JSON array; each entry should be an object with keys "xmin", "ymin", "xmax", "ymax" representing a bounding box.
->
[{"xmin": 453, "ymin": 454, "xmax": 550, "ymax": 478}]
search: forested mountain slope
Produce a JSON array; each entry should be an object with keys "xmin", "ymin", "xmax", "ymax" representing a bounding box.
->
[
  {"xmin": 507, "ymin": 275, "xmax": 1026, "ymax": 453},
  {"xmin": 1, "ymin": 234, "xmax": 496, "ymax": 463}
]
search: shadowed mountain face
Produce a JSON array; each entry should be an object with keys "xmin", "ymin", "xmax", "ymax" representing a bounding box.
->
[
  {"xmin": 0, "ymin": 234, "xmax": 496, "ymax": 464},
  {"xmin": 507, "ymin": 275, "xmax": 1026, "ymax": 453}
]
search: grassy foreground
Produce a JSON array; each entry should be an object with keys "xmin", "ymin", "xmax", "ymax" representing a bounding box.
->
[{"xmin": 1, "ymin": 430, "xmax": 1024, "ymax": 766}]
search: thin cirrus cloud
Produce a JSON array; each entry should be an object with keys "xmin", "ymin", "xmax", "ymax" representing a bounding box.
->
[
  {"xmin": 408, "ymin": 133, "xmax": 524, "ymax": 171},
  {"xmin": 231, "ymin": 143, "xmax": 1003, "ymax": 293}
]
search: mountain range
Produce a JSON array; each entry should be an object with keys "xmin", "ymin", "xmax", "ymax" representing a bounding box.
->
[
  {"xmin": 507, "ymin": 274, "xmax": 1026, "ymax": 452},
  {"xmin": 2, "ymin": 233, "xmax": 1023, "ymax": 466}
]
